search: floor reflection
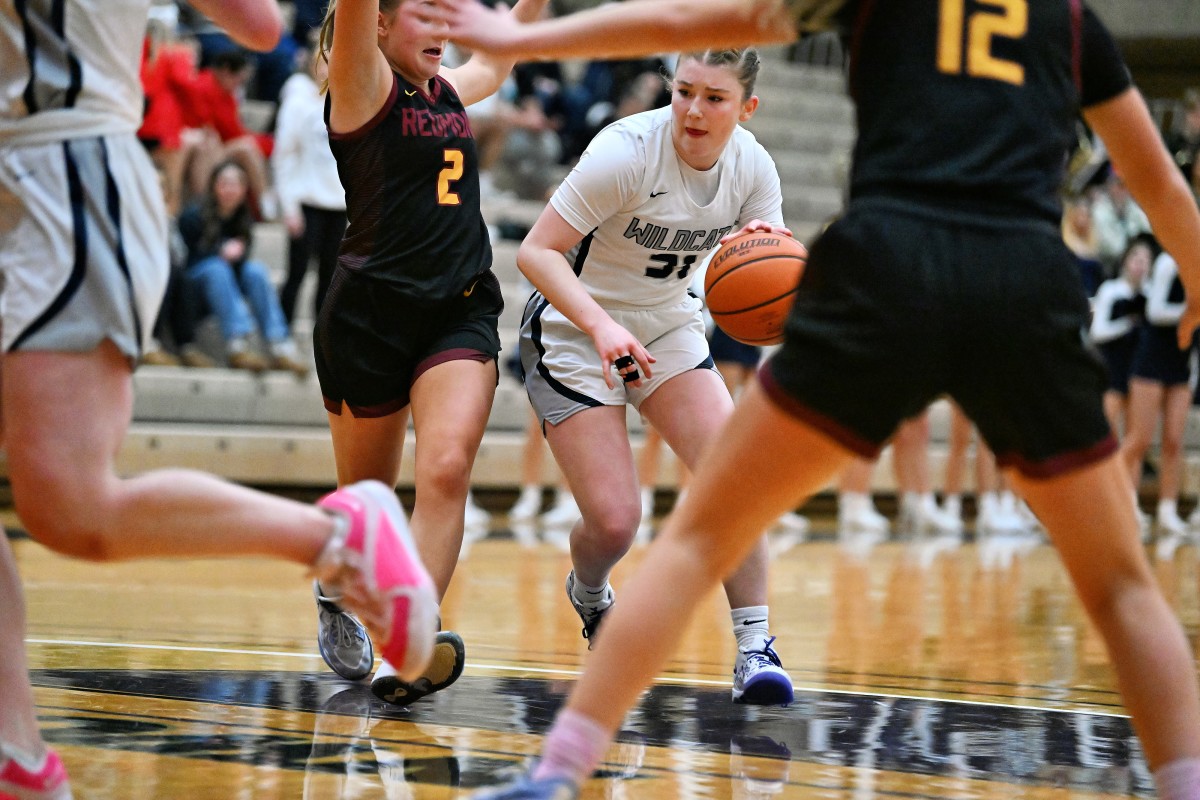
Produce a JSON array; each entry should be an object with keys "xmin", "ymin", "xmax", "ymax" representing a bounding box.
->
[{"xmin": 33, "ymin": 665, "xmax": 1153, "ymax": 795}]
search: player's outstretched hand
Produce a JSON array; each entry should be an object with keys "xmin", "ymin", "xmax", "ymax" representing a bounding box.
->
[
  {"xmin": 1178, "ymin": 303, "xmax": 1200, "ymax": 350},
  {"xmin": 721, "ymin": 219, "xmax": 793, "ymax": 245},
  {"xmin": 589, "ymin": 318, "xmax": 655, "ymax": 390},
  {"xmin": 433, "ymin": 0, "xmax": 521, "ymax": 55}
]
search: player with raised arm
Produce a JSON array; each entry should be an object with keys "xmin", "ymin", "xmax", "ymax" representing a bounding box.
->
[{"xmin": 306, "ymin": 0, "xmax": 548, "ymax": 706}]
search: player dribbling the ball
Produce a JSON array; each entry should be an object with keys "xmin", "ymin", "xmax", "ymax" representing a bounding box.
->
[{"xmin": 514, "ymin": 48, "xmax": 796, "ymax": 706}]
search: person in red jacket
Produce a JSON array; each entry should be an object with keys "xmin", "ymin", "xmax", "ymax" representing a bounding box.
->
[{"xmin": 187, "ymin": 49, "xmax": 275, "ymax": 217}]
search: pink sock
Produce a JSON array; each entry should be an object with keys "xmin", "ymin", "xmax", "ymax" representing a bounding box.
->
[
  {"xmin": 531, "ymin": 709, "xmax": 611, "ymax": 785},
  {"xmin": 1155, "ymin": 758, "xmax": 1200, "ymax": 800}
]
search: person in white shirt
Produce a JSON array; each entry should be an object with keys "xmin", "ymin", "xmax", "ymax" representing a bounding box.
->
[
  {"xmin": 1092, "ymin": 171, "xmax": 1152, "ymax": 274},
  {"xmin": 272, "ymin": 49, "xmax": 348, "ymax": 323},
  {"xmin": 1090, "ymin": 235, "xmax": 1154, "ymax": 436},
  {"xmin": 1120, "ymin": 245, "xmax": 1191, "ymax": 537},
  {"xmin": 516, "ymin": 48, "xmax": 793, "ymax": 706}
]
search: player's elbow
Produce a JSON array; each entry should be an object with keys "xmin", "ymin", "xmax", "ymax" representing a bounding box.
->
[{"xmin": 231, "ymin": 10, "xmax": 284, "ymax": 53}]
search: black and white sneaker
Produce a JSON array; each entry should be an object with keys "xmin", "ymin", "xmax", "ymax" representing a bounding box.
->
[
  {"xmin": 371, "ymin": 630, "xmax": 466, "ymax": 706},
  {"xmin": 565, "ymin": 571, "xmax": 614, "ymax": 649}
]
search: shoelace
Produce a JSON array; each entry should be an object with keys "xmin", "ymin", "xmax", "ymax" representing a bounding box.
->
[
  {"xmin": 740, "ymin": 635, "xmax": 783, "ymax": 671},
  {"xmin": 579, "ymin": 604, "xmax": 608, "ymax": 640},
  {"xmin": 327, "ymin": 608, "xmax": 366, "ymax": 649}
]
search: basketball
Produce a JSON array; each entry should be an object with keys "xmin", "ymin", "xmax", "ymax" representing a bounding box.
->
[{"xmin": 704, "ymin": 231, "xmax": 807, "ymax": 346}]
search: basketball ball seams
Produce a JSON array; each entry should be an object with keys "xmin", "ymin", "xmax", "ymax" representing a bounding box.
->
[
  {"xmin": 704, "ymin": 253, "xmax": 803, "ymax": 295},
  {"xmin": 708, "ymin": 287, "xmax": 799, "ymax": 315}
]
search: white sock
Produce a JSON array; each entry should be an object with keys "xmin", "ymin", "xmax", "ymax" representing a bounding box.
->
[
  {"xmin": 1154, "ymin": 757, "xmax": 1200, "ymax": 800},
  {"xmin": 311, "ymin": 512, "xmax": 352, "ymax": 581},
  {"xmin": 731, "ymin": 606, "xmax": 770, "ymax": 652},
  {"xmin": 570, "ymin": 574, "xmax": 612, "ymax": 608}
]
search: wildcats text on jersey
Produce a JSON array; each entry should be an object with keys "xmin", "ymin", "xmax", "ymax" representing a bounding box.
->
[
  {"xmin": 400, "ymin": 108, "xmax": 473, "ymax": 139},
  {"xmin": 623, "ymin": 216, "xmax": 733, "ymax": 252}
]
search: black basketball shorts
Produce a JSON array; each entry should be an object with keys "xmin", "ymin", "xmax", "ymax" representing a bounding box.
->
[
  {"xmin": 314, "ymin": 268, "xmax": 503, "ymax": 417},
  {"xmin": 762, "ymin": 203, "xmax": 1116, "ymax": 478}
]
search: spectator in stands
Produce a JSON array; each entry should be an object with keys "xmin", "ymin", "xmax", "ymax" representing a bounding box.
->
[
  {"xmin": 454, "ymin": 5, "xmax": 564, "ymax": 201},
  {"xmin": 1091, "ymin": 235, "xmax": 1154, "ymax": 439},
  {"xmin": 141, "ymin": 165, "xmax": 212, "ymax": 368},
  {"xmin": 177, "ymin": 1, "xmax": 298, "ymax": 105},
  {"xmin": 1062, "ymin": 193, "xmax": 1104, "ymax": 296},
  {"xmin": 187, "ymin": 49, "xmax": 276, "ymax": 218},
  {"xmin": 1165, "ymin": 88, "xmax": 1200, "ymax": 198},
  {"xmin": 272, "ymin": 47, "xmax": 347, "ymax": 324},
  {"xmin": 566, "ymin": 58, "xmax": 671, "ymax": 162},
  {"xmin": 1121, "ymin": 245, "xmax": 1190, "ymax": 540},
  {"xmin": 139, "ymin": 5, "xmax": 208, "ymax": 216},
  {"xmin": 1093, "ymin": 170, "xmax": 1151, "ymax": 274},
  {"xmin": 178, "ymin": 160, "xmax": 307, "ymax": 375}
]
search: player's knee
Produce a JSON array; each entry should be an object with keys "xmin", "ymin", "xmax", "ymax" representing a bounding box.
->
[
  {"xmin": 1074, "ymin": 566, "xmax": 1157, "ymax": 624},
  {"xmin": 420, "ymin": 447, "xmax": 474, "ymax": 498},
  {"xmin": 582, "ymin": 501, "xmax": 640, "ymax": 555},
  {"xmin": 15, "ymin": 489, "xmax": 116, "ymax": 561}
]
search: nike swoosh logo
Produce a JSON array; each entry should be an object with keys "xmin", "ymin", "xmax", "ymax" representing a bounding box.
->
[
  {"xmin": 650, "ymin": 190, "xmax": 668, "ymax": 197},
  {"xmin": 462, "ymin": 280, "xmax": 478, "ymax": 297},
  {"xmin": 741, "ymin": 619, "xmax": 767, "ymax": 626},
  {"xmin": 405, "ymin": 89, "xmax": 417, "ymax": 97}
]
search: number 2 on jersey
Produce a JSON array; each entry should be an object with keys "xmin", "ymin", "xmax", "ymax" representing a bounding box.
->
[
  {"xmin": 937, "ymin": 0, "xmax": 1027, "ymax": 86},
  {"xmin": 439, "ymin": 149, "xmax": 463, "ymax": 206}
]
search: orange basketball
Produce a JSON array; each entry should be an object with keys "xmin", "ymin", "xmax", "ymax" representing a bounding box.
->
[{"xmin": 704, "ymin": 231, "xmax": 807, "ymax": 346}]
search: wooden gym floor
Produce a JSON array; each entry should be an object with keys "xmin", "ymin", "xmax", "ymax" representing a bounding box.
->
[{"xmin": 11, "ymin": 504, "xmax": 1198, "ymax": 799}]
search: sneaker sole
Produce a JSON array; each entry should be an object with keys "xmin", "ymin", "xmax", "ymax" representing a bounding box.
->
[
  {"xmin": 371, "ymin": 630, "xmax": 466, "ymax": 706},
  {"xmin": 732, "ymin": 672, "xmax": 795, "ymax": 706}
]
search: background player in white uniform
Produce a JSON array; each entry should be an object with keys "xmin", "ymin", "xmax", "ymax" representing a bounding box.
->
[
  {"xmin": 0, "ymin": 3, "xmax": 436, "ymax": 797},
  {"xmin": 517, "ymin": 48, "xmax": 793, "ymax": 705}
]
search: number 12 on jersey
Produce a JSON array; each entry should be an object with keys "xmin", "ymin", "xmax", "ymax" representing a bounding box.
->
[{"xmin": 937, "ymin": 0, "xmax": 1027, "ymax": 86}]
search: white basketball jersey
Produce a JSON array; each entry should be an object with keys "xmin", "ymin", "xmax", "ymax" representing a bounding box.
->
[
  {"xmin": 1, "ymin": 0, "xmax": 149, "ymax": 145},
  {"xmin": 550, "ymin": 106, "xmax": 783, "ymax": 309}
]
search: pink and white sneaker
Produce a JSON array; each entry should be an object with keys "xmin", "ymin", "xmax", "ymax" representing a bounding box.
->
[
  {"xmin": 315, "ymin": 480, "xmax": 438, "ymax": 683},
  {"xmin": 0, "ymin": 744, "xmax": 71, "ymax": 800}
]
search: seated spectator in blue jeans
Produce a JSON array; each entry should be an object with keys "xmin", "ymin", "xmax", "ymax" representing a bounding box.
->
[{"xmin": 178, "ymin": 160, "xmax": 307, "ymax": 375}]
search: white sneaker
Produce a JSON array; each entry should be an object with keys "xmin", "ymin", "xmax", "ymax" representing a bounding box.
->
[
  {"xmin": 898, "ymin": 493, "xmax": 962, "ymax": 538},
  {"xmin": 540, "ymin": 492, "xmax": 581, "ymax": 528},
  {"xmin": 566, "ymin": 571, "xmax": 613, "ymax": 648},
  {"xmin": 731, "ymin": 636, "xmax": 794, "ymax": 705},
  {"xmin": 508, "ymin": 486, "xmax": 543, "ymax": 521},
  {"xmin": 838, "ymin": 493, "xmax": 889, "ymax": 540}
]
